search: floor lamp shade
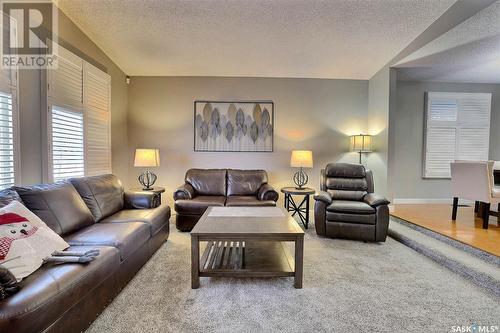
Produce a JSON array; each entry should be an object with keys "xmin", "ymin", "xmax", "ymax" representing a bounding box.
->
[
  {"xmin": 350, "ymin": 135, "xmax": 372, "ymax": 164},
  {"xmin": 134, "ymin": 149, "xmax": 160, "ymax": 190}
]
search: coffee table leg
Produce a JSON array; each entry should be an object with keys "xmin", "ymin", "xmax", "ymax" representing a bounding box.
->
[
  {"xmin": 294, "ymin": 234, "xmax": 304, "ymax": 289},
  {"xmin": 191, "ymin": 235, "xmax": 200, "ymax": 289}
]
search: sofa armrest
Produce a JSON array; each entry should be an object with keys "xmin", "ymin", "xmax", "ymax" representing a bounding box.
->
[
  {"xmin": 257, "ymin": 184, "xmax": 279, "ymax": 201},
  {"xmin": 313, "ymin": 191, "xmax": 332, "ymax": 205},
  {"xmin": 124, "ymin": 191, "xmax": 160, "ymax": 209},
  {"xmin": 173, "ymin": 183, "xmax": 195, "ymax": 200},
  {"xmin": 363, "ymin": 193, "xmax": 390, "ymax": 208}
]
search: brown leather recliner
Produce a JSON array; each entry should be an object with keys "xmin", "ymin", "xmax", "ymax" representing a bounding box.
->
[
  {"xmin": 174, "ymin": 169, "xmax": 279, "ymax": 231},
  {"xmin": 313, "ymin": 163, "xmax": 390, "ymax": 242},
  {"xmin": 0, "ymin": 174, "xmax": 170, "ymax": 333}
]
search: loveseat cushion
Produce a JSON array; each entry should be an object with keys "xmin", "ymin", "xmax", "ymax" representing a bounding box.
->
[
  {"xmin": 175, "ymin": 196, "xmax": 226, "ymax": 215},
  {"xmin": 14, "ymin": 183, "xmax": 94, "ymax": 236},
  {"xmin": 225, "ymin": 196, "xmax": 276, "ymax": 207},
  {"xmin": 100, "ymin": 205, "xmax": 171, "ymax": 236},
  {"xmin": 185, "ymin": 169, "xmax": 226, "ymax": 196},
  {"xmin": 64, "ymin": 222, "xmax": 149, "ymax": 260},
  {"xmin": 0, "ymin": 245, "xmax": 119, "ymax": 333},
  {"xmin": 70, "ymin": 174, "xmax": 124, "ymax": 222},
  {"xmin": 326, "ymin": 200, "xmax": 375, "ymax": 214},
  {"xmin": 227, "ymin": 169, "xmax": 268, "ymax": 196}
]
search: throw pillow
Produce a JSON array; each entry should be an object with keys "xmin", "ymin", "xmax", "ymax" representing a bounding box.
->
[{"xmin": 0, "ymin": 201, "xmax": 69, "ymax": 281}]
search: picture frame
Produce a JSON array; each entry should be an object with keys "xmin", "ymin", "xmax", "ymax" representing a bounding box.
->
[{"xmin": 194, "ymin": 100, "xmax": 274, "ymax": 152}]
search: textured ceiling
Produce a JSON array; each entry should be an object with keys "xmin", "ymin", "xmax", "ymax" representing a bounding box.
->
[
  {"xmin": 57, "ymin": 0, "xmax": 455, "ymax": 79},
  {"xmin": 395, "ymin": 0, "xmax": 500, "ymax": 83}
]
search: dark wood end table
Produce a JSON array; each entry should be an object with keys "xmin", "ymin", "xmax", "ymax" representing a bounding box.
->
[
  {"xmin": 280, "ymin": 187, "xmax": 315, "ymax": 229},
  {"xmin": 129, "ymin": 186, "xmax": 165, "ymax": 204}
]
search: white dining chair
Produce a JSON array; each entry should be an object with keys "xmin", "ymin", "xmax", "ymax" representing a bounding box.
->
[{"xmin": 450, "ymin": 161, "xmax": 500, "ymax": 229}]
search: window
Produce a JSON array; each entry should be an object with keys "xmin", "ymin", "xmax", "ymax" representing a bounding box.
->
[
  {"xmin": 0, "ymin": 13, "xmax": 19, "ymax": 189},
  {"xmin": 424, "ymin": 92, "xmax": 491, "ymax": 178},
  {"xmin": 0, "ymin": 91, "xmax": 17, "ymax": 189},
  {"xmin": 46, "ymin": 44, "xmax": 111, "ymax": 182},
  {"xmin": 50, "ymin": 106, "xmax": 84, "ymax": 181}
]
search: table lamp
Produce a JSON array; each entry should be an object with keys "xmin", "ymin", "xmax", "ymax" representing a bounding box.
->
[
  {"xmin": 290, "ymin": 150, "xmax": 313, "ymax": 189},
  {"xmin": 134, "ymin": 148, "xmax": 160, "ymax": 190},
  {"xmin": 350, "ymin": 134, "xmax": 372, "ymax": 164}
]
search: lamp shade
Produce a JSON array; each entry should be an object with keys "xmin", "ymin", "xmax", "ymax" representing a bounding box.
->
[
  {"xmin": 290, "ymin": 150, "xmax": 313, "ymax": 168},
  {"xmin": 350, "ymin": 135, "xmax": 373, "ymax": 153},
  {"xmin": 134, "ymin": 149, "xmax": 160, "ymax": 167}
]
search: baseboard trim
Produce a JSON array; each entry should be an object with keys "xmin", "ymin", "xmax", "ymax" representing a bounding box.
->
[{"xmin": 392, "ymin": 198, "xmax": 474, "ymax": 205}]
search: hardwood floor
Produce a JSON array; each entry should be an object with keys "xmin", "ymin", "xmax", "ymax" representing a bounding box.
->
[{"xmin": 391, "ymin": 204, "xmax": 500, "ymax": 257}]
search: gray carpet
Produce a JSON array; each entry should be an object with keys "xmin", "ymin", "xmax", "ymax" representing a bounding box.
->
[{"xmin": 87, "ymin": 222, "xmax": 499, "ymax": 333}]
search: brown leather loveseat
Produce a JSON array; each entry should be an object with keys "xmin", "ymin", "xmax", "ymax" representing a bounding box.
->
[
  {"xmin": 313, "ymin": 163, "xmax": 390, "ymax": 242},
  {"xmin": 174, "ymin": 169, "xmax": 279, "ymax": 231},
  {"xmin": 0, "ymin": 174, "xmax": 170, "ymax": 333}
]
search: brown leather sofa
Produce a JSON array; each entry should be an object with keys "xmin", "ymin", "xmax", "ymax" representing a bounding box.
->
[
  {"xmin": 313, "ymin": 163, "xmax": 390, "ymax": 242},
  {"xmin": 0, "ymin": 174, "xmax": 170, "ymax": 333},
  {"xmin": 174, "ymin": 169, "xmax": 279, "ymax": 231}
]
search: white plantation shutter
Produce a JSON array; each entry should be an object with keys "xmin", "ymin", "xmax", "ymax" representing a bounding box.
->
[
  {"xmin": 0, "ymin": 90, "xmax": 18, "ymax": 188},
  {"xmin": 48, "ymin": 47, "xmax": 83, "ymax": 111},
  {"xmin": 424, "ymin": 92, "xmax": 491, "ymax": 178},
  {"xmin": 84, "ymin": 63, "xmax": 111, "ymax": 176},
  {"xmin": 47, "ymin": 44, "xmax": 111, "ymax": 181},
  {"xmin": 51, "ymin": 106, "xmax": 84, "ymax": 181},
  {"xmin": 424, "ymin": 127, "xmax": 456, "ymax": 178}
]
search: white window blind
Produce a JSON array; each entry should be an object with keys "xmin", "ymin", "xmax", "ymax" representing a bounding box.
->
[
  {"xmin": 84, "ymin": 63, "xmax": 111, "ymax": 176},
  {"xmin": 51, "ymin": 106, "xmax": 84, "ymax": 181},
  {"xmin": 47, "ymin": 44, "xmax": 111, "ymax": 182},
  {"xmin": 424, "ymin": 92, "xmax": 491, "ymax": 178},
  {"xmin": 0, "ymin": 91, "xmax": 16, "ymax": 189}
]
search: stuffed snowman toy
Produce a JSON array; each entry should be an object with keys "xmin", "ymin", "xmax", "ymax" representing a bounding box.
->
[{"xmin": 0, "ymin": 201, "xmax": 98, "ymax": 282}]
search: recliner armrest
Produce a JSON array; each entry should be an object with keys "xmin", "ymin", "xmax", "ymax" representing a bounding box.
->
[
  {"xmin": 257, "ymin": 184, "xmax": 279, "ymax": 201},
  {"xmin": 313, "ymin": 191, "xmax": 332, "ymax": 205},
  {"xmin": 173, "ymin": 183, "xmax": 195, "ymax": 200},
  {"xmin": 124, "ymin": 191, "xmax": 160, "ymax": 209},
  {"xmin": 363, "ymin": 193, "xmax": 390, "ymax": 208}
]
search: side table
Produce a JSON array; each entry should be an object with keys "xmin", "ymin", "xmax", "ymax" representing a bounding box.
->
[
  {"xmin": 129, "ymin": 187, "xmax": 165, "ymax": 205},
  {"xmin": 280, "ymin": 187, "xmax": 315, "ymax": 229}
]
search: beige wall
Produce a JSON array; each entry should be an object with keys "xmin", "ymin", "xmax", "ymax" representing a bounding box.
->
[
  {"xmin": 17, "ymin": 9, "xmax": 129, "ymax": 185},
  {"xmin": 127, "ymin": 76, "xmax": 368, "ymax": 207}
]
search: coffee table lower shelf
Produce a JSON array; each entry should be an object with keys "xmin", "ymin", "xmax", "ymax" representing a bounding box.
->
[{"xmin": 198, "ymin": 240, "xmax": 295, "ymax": 278}]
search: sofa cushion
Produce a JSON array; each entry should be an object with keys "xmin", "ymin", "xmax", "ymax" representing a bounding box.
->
[
  {"xmin": 64, "ymin": 222, "xmax": 149, "ymax": 260},
  {"xmin": 185, "ymin": 169, "xmax": 226, "ymax": 196},
  {"xmin": 227, "ymin": 169, "xmax": 268, "ymax": 196},
  {"xmin": 175, "ymin": 196, "xmax": 226, "ymax": 215},
  {"xmin": 225, "ymin": 196, "xmax": 276, "ymax": 207},
  {"xmin": 0, "ymin": 245, "xmax": 119, "ymax": 333},
  {"xmin": 14, "ymin": 182, "xmax": 94, "ymax": 236},
  {"xmin": 326, "ymin": 211, "xmax": 376, "ymax": 224},
  {"xmin": 70, "ymin": 174, "xmax": 124, "ymax": 222},
  {"xmin": 100, "ymin": 205, "xmax": 171, "ymax": 236},
  {"xmin": 0, "ymin": 188, "xmax": 22, "ymax": 208},
  {"xmin": 326, "ymin": 200, "xmax": 375, "ymax": 214}
]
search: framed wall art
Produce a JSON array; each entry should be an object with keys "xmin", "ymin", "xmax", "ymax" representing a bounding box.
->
[{"xmin": 194, "ymin": 101, "xmax": 274, "ymax": 152}]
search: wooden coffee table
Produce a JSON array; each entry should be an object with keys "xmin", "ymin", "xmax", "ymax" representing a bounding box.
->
[{"xmin": 190, "ymin": 207, "xmax": 304, "ymax": 289}]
